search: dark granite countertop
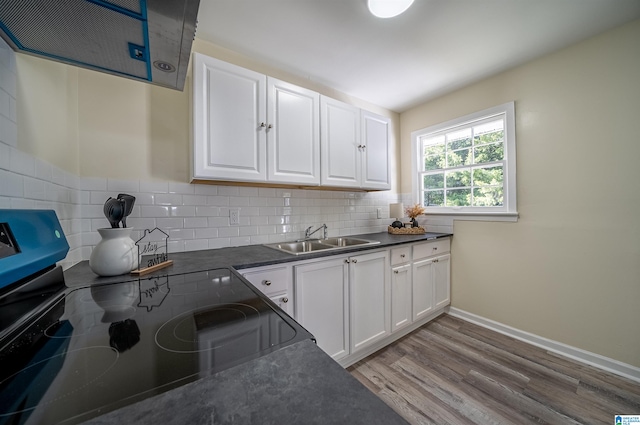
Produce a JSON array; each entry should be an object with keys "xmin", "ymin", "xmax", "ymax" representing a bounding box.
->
[
  {"xmin": 67, "ymin": 231, "xmax": 451, "ymax": 425},
  {"xmin": 81, "ymin": 339, "xmax": 408, "ymax": 425},
  {"xmin": 65, "ymin": 231, "xmax": 452, "ymax": 287}
]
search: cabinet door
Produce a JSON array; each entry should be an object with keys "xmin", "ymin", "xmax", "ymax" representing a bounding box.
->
[
  {"xmin": 350, "ymin": 251, "xmax": 390, "ymax": 353},
  {"xmin": 294, "ymin": 258, "xmax": 349, "ymax": 361},
  {"xmin": 267, "ymin": 78, "xmax": 320, "ymax": 185},
  {"xmin": 391, "ymin": 264, "xmax": 412, "ymax": 332},
  {"xmin": 320, "ymin": 96, "xmax": 361, "ymax": 187},
  {"xmin": 433, "ymin": 253, "xmax": 451, "ymax": 310},
  {"xmin": 361, "ymin": 110, "xmax": 391, "ymax": 190},
  {"xmin": 412, "ymin": 258, "xmax": 434, "ymax": 320},
  {"xmin": 193, "ymin": 53, "xmax": 267, "ymax": 181}
]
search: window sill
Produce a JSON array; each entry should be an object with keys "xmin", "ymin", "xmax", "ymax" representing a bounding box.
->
[{"xmin": 421, "ymin": 211, "xmax": 519, "ymax": 222}]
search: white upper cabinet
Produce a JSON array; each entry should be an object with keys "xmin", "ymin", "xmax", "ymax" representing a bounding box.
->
[
  {"xmin": 193, "ymin": 53, "xmax": 389, "ymax": 190},
  {"xmin": 192, "ymin": 53, "xmax": 267, "ymax": 182},
  {"xmin": 192, "ymin": 54, "xmax": 320, "ymax": 185},
  {"xmin": 321, "ymin": 96, "xmax": 391, "ymax": 190},
  {"xmin": 320, "ymin": 97, "xmax": 361, "ymax": 188},
  {"xmin": 267, "ymin": 78, "xmax": 320, "ymax": 185},
  {"xmin": 361, "ymin": 110, "xmax": 391, "ymax": 190}
]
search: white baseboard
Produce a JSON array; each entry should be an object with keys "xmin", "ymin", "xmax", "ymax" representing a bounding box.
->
[{"xmin": 447, "ymin": 307, "xmax": 640, "ymax": 383}]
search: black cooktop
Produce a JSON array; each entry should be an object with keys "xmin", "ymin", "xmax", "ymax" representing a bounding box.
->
[{"xmin": 0, "ymin": 267, "xmax": 313, "ymax": 425}]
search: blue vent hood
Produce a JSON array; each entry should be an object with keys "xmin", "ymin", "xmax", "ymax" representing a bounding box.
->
[{"xmin": 0, "ymin": 0, "xmax": 200, "ymax": 91}]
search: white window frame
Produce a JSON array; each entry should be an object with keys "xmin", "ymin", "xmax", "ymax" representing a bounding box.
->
[{"xmin": 411, "ymin": 102, "xmax": 518, "ymax": 221}]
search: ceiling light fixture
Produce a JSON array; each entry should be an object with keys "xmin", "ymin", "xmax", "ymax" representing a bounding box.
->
[{"xmin": 367, "ymin": 0, "xmax": 414, "ymax": 18}]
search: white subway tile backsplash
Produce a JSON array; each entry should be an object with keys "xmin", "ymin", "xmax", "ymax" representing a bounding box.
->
[
  {"xmin": 0, "ymin": 169, "xmax": 23, "ymax": 197},
  {"xmin": 153, "ymin": 193, "xmax": 183, "ymax": 206},
  {"xmin": 2, "ymin": 137, "xmax": 405, "ymax": 269},
  {"xmin": 141, "ymin": 205, "xmax": 169, "ymax": 217},
  {"xmin": 184, "ymin": 217, "xmax": 208, "ymax": 228},
  {"xmin": 194, "ymin": 184, "xmax": 217, "ymax": 195},
  {"xmin": 195, "ymin": 206, "xmax": 219, "ymax": 217},
  {"xmin": 169, "ymin": 205, "xmax": 196, "ymax": 217},
  {"xmin": 184, "ymin": 239, "xmax": 209, "ymax": 251},
  {"xmin": 156, "ymin": 217, "xmax": 184, "ymax": 229},
  {"xmin": 195, "ymin": 227, "xmax": 218, "ymax": 239},
  {"xmin": 168, "ymin": 181, "xmax": 194, "ymax": 194}
]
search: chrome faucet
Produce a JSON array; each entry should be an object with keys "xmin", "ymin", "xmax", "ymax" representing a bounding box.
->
[{"xmin": 305, "ymin": 224, "xmax": 328, "ymax": 239}]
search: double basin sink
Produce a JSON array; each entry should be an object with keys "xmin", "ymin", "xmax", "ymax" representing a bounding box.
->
[{"xmin": 265, "ymin": 237, "xmax": 380, "ymax": 256}]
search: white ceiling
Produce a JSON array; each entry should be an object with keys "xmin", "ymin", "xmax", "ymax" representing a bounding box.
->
[{"xmin": 196, "ymin": 0, "xmax": 640, "ymax": 113}]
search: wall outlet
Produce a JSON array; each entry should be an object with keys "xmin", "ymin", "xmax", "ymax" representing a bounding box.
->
[
  {"xmin": 229, "ymin": 208, "xmax": 240, "ymax": 225},
  {"xmin": 376, "ymin": 208, "xmax": 382, "ymax": 219}
]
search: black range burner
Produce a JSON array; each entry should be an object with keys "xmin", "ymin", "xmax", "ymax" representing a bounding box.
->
[{"xmin": 0, "ymin": 268, "xmax": 313, "ymax": 425}]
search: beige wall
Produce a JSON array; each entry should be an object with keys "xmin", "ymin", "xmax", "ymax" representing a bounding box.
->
[
  {"xmin": 16, "ymin": 39, "xmax": 400, "ymax": 190},
  {"xmin": 401, "ymin": 19, "xmax": 640, "ymax": 367},
  {"xmin": 16, "ymin": 55, "xmax": 80, "ymax": 174}
]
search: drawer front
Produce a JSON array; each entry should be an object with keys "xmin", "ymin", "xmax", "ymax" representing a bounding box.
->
[
  {"xmin": 413, "ymin": 238, "xmax": 450, "ymax": 260},
  {"xmin": 242, "ymin": 266, "xmax": 289, "ymax": 295},
  {"xmin": 390, "ymin": 246, "xmax": 411, "ymax": 266}
]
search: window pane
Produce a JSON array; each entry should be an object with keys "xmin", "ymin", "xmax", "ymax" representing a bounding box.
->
[
  {"xmin": 445, "ymin": 169, "xmax": 470, "ymax": 188},
  {"xmin": 423, "ymin": 173, "xmax": 444, "ymax": 189},
  {"xmin": 424, "ymin": 190, "xmax": 444, "ymax": 206},
  {"xmin": 447, "ymin": 148, "xmax": 471, "ymax": 167},
  {"xmin": 447, "ymin": 128, "xmax": 472, "ymax": 150},
  {"xmin": 424, "ymin": 143, "xmax": 445, "ymax": 156},
  {"xmin": 474, "ymin": 143, "xmax": 503, "ymax": 163},
  {"xmin": 473, "ymin": 187, "xmax": 503, "ymax": 206},
  {"xmin": 474, "ymin": 120, "xmax": 503, "ymax": 146},
  {"xmin": 424, "ymin": 154, "xmax": 445, "ymax": 170},
  {"xmin": 446, "ymin": 189, "xmax": 471, "ymax": 206},
  {"xmin": 473, "ymin": 165, "xmax": 503, "ymax": 186}
]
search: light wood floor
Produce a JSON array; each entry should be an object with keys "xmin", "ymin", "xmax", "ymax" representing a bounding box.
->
[{"xmin": 348, "ymin": 314, "xmax": 640, "ymax": 425}]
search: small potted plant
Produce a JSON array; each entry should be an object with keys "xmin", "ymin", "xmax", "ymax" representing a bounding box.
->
[{"xmin": 405, "ymin": 203, "xmax": 425, "ymax": 228}]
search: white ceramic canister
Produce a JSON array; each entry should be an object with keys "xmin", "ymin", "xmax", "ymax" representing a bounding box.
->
[{"xmin": 89, "ymin": 228, "xmax": 139, "ymax": 276}]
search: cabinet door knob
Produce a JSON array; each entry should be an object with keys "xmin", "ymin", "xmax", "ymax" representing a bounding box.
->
[
  {"xmin": 394, "ymin": 270, "xmax": 399, "ymax": 274},
  {"xmin": 281, "ymin": 297, "xmax": 288, "ymax": 303},
  {"xmin": 433, "ymin": 247, "xmax": 438, "ymax": 250},
  {"xmin": 352, "ymin": 259, "xmax": 357, "ymax": 263},
  {"xmin": 260, "ymin": 122, "xmax": 266, "ymax": 128},
  {"xmin": 344, "ymin": 259, "xmax": 350, "ymax": 263},
  {"xmin": 400, "ymin": 254, "xmax": 405, "ymax": 258},
  {"xmin": 267, "ymin": 124, "xmax": 273, "ymax": 129},
  {"xmin": 263, "ymin": 280, "xmax": 272, "ymax": 286}
]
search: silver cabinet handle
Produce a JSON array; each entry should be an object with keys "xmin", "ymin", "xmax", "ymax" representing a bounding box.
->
[
  {"xmin": 260, "ymin": 122, "xmax": 266, "ymax": 128},
  {"xmin": 400, "ymin": 254, "xmax": 405, "ymax": 258},
  {"xmin": 267, "ymin": 124, "xmax": 273, "ymax": 129},
  {"xmin": 344, "ymin": 259, "xmax": 350, "ymax": 263},
  {"xmin": 352, "ymin": 259, "xmax": 357, "ymax": 263},
  {"xmin": 433, "ymin": 247, "xmax": 438, "ymax": 250},
  {"xmin": 281, "ymin": 297, "xmax": 288, "ymax": 303},
  {"xmin": 263, "ymin": 280, "xmax": 271, "ymax": 286},
  {"xmin": 394, "ymin": 270, "xmax": 399, "ymax": 274}
]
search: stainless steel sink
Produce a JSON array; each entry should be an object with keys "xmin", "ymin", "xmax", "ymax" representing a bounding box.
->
[
  {"xmin": 269, "ymin": 240, "xmax": 331, "ymax": 254},
  {"xmin": 265, "ymin": 237, "xmax": 379, "ymax": 256}
]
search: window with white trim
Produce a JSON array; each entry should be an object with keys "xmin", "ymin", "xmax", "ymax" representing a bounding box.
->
[{"xmin": 411, "ymin": 102, "xmax": 517, "ymax": 218}]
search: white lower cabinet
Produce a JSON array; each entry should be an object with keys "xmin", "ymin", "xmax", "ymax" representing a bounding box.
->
[
  {"xmin": 243, "ymin": 237, "xmax": 451, "ymax": 367},
  {"xmin": 349, "ymin": 250, "xmax": 390, "ymax": 353},
  {"xmin": 294, "ymin": 257, "xmax": 350, "ymax": 361},
  {"xmin": 412, "ymin": 239, "xmax": 451, "ymax": 321},
  {"xmin": 391, "ymin": 263, "xmax": 412, "ymax": 332},
  {"xmin": 294, "ymin": 250, "xmax": 389, "ymax": 361},
  {"xmin": 412, "ymin": 258, "xmax": 435, "ymax": 320},
  {"xmin": 434, "ymin": 253, "xmax": 451, "ymax": 309}
]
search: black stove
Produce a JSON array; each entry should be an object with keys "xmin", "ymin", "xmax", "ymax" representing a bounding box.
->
[{"xmin": 0, "ymin": 211, "xmax": 313, "ymax": 425}]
